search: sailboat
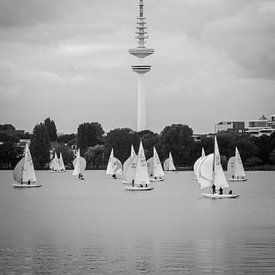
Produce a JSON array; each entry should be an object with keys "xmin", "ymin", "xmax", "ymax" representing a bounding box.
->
[
  {"xmin": 163, "ymin": 152, "xmax": 176, "ymax": 171},
  {"xmin": 106, "ymin": 148, "xmax": 122, "ymax": 178},
  {"xmin": 49, "ymin": 152, "xmax": 61, "ymax": 172},
  {"xmin": 227, "ymin": 147, "xmax": 247, "ymax": 181},
  {"xmin": 122, "ymin": 145, "xmax": 137, "ymax": 184},
  {"xmin": 72, "ymin": 149, "xmax": 86, "ymax": 180},
  {"xmin": 12, "ymin": 143, "xmax": 41, "ymax": 188},
  {"xmin": 198, "ymin": 137, "xmax": 240, "ymax": 199},
  {"xmin": 193, "ymin": 147, "xmax": 205, "ymax": 179},
  {"xmin": 58, "ymin": 152, "xmax": 66, "ymax": 172},
  {"xmin": 147, "ymin": 147, "xmax": 165, "ymax": 182},
  {"xmin": 125, "ymin": 141, "xmax": 154, "ymax": 191}
]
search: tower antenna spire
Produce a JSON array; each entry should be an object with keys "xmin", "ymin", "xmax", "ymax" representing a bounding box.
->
[{"xmin": 129, "ymin": 0, "xmax": 154, "ymax": 132}]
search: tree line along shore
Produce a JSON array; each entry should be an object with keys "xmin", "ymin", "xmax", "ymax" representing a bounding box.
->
[{"xmin": 1, "ymin": 118, "xmax": 275, "ymax": 170}]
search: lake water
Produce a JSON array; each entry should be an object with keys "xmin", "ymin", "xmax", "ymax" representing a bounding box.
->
[{"xmin": 0, "ymin": 170, "xmax": 275, "ymax": 274}]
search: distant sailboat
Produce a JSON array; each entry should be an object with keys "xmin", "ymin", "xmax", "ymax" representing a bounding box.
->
[
  {"xmin": 227, "ymin": 147, "xmax": 247, "ymax": 181},
  {"xmin": 72, "ymin": 149, "xmax": 86, "ymax": 180},
  {"xmin": 58, "ymin": 152, "xmax": 66, "ymax": 172},
  {"xmin": 163, "ymin": 152, "xmax": 176, "ymax": 171},
  {"xmin": 49, "ymin": 152, "xmax": 61, "ymax": 172},
  {"xmin": 193, "ymin": 147, "xmax": 205, "ymax": 179},
  {"xmin": 198, "ymin": 137, "xmax": 240, "ymax": 199},
  {"xmin": 122, "ymin": 145, "xmax": 137, "ymax": 184},
  {"xmin": 12, "ymin": 143, "xmax": 41, "ymax": 188},
  {"xmin": 125, "ymin": 141, "xmax": 153, "ymax": 191},
  {"xmin": 106, "ymin": 148, "xmax": 122, "ymax": 178},
  {"xmin": 147, "ymin": 147, "xmax": 165, "ymax": 182}
]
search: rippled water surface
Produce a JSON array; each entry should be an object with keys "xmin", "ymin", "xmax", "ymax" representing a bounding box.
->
[{"xmin": 0, "ymin": 170, "xmax": 275, "ymax": 274}]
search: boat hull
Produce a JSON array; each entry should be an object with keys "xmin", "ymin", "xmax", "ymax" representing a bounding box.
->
[
  {"xmin": 12, "ymin": 184, "xmax": 42, "ymax": 188},
  {"xmin": 201, "ymin": 193, "xmax": 240, "ymax": 199},
  {"xmin": 125, "ymin": 186, "xmax": 154, "ymax": 191},
  {"xmin": 228, "ymin": 178, "xmax": 247, "ymax": 182},
  {"xmin": 149, "ymin": 178, "xmax": 164, "ymax": 182}
]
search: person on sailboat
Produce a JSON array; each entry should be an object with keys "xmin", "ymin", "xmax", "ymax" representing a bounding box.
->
[
  {"xmin": 132, "ymin": 179, "xmax": 134, "ymax": 187},
  {"xmin": 219, "ymin": 187, "xmax": 223, "ymax": 195},
  {"xmin": 211, "ymin": 184, "xmax": 216, "ymax": 194},
  {"xmin": 112, "ymin": 174, "xmax": 117, "ymax": 179},
  {"xmin": 229, "ymin": 190, "xmax": 232, "ymax": 195},
  {"xmin": 28, "ymin": 180, "xmax": 31, "ymax": 185}
]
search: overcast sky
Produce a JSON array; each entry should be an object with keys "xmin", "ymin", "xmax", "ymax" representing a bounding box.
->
[{"xmin": 0, "ymin": 0, "xmax": 274, "ymax": 134}]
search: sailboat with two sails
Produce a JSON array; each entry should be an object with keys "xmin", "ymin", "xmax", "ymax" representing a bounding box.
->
[
  {"xmin": 197, "ymin": 137, "xmax": 240, "ymax": 199},
  {"xmin": 227, "ymin": 147, "xmax": 247, "ymax": 181},
  {"xmin": 12, "ymin": 143, "xmax": 41, "ymax": 188},
  {"xmin": 125, "ymin": 141, "xmax": 154, "ymax": 191}
]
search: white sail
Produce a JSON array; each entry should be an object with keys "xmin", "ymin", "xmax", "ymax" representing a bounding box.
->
[
  {"xmin": 193, "ymin": 147, "xmax": 206, "ymax": 178},
  {"xmin": 52, "ymin": 152, "xmax": 61, "ymax": 172},
  {"xmin": 113, "ymin": 157, "xmax": 123, "ymax": 175},
  {"xmin": 123, "ymin": 145, "xmax": 136, "ymax": 173},
  {"xmin": 124, "ymin": 155, "xmax": 138, "ymax": 183},
  {"xmin": 72, "ymin": 149, "xmax": 86, "ymax": 176},
  {"xmin": 234, "ymin": 147, "xmax": 246, "ymax": 178},
  {"xmin": 123, "ymin": 145, "xmax": 137, "ymax": 182},
  {"xmin": 227, "ymin": 147, "xmax": 246, "ymax": 180},
  {"xmin": 153, "ymin": 147, "xmax": 165, "ymax": 178},
  {"xmin": 106, "ymin": 148, "xmax": 114, "ymax": 175},
  {"xmin": 106, "ymin": 148, "xmax": 123, "ymax": 176},
  {"xmin": 58, "ymin": 152, "xmax": 66, "ymax": 171},
  {"xmin": 134, "ymin": 141, "xmax": 150, "ymax": 186},
  {"xmin": 164, "ymin": 152, "xmax": 176, "ymax": 171},
  {"xmin": 213, "ymin": 137, "xmax": 229, "ymax": 189},
  {"xmin": 13, "ymin": 157, "xmax": 24, "ymax": 184},
  {"xmin": 13, "ymin": 143, "xmax": 36, "ymax": 184},
  {"xmin": 227, "ymin": 156, "xmax": 235, "ymax": 177},
  {"xmin": 197, "ymin": 154, "xmax": 214, "ymax": 189}
]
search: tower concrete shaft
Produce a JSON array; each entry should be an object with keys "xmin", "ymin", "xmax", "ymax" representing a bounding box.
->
[{"xmin": 129, "ymin": 0, "xmax": 154, "ymax": 132}]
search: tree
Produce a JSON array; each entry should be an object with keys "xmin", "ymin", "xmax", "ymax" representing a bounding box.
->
[
  {"xmin": 55, "ymin": 144, "xmax": 74, "ymax": 168},
  {"xmin": 160, "ymin": 124, "xmax": 194, "ymax": 166},
  {"xmin": 104, "ymin": 128, "xmax": 139, "ymax": 164},
  {"xmin": 44, "ymin": 118, "xmax": 57, "ymax": 142},
  {"xmin": 31, "ymin": 123, "xmax": 51, "ymax": 169},
  {"xmin": 139, "ymin": 130, "xmax": 161, "ymax": 160},
  {"xmin": 77, "ymin": 122, "xmax": 104, "ymax": 153},
  {"xmin": 84, "ymin": 145, "xmax": 105, "ymax": 168}
]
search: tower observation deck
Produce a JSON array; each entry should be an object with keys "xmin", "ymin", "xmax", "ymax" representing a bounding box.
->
[{"xmin": 129, "ymin": 0, "xmax": 154, "ymax": 131}]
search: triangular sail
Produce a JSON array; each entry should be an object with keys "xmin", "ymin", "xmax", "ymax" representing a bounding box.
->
[
  {"xmin": 72, "ymin": 149, "xmax": 86, "ymax": 175},
  {"xmin": 134, "ymin": 141, "xmax": 150, "ymax": 186},
  {"xmin": 106, "ymin": 149, "xmax": 114, "ymax": 175},
  {"xmin": 234, "ymin": 147, "xmax": 246, "ymax": 178},
  {"xmin": 193, "ymin": 148, "xmax": 206, "ymax": 178},
  {"xmin": 124, "ymin": 155, "xmax": 138, "ymax": 183},
  {"xmin": 13, "ymin": 158, "xmax": 24, "ymax": 184},
  {"xmin": 197, "ymin": 154, "xmax": 214, "ymax": 189},
  {"xmin": 123, "ymin": 145, "xmax": 136, "ymax": 173},
  {"xmin": 22, "ymin": 143, "xmax": 37, "ymax": 183},
  {"xmin": 164, "ymin": 152, "xmax": 176, "ymax": 171},
  {"xmin": 227, "ymin": 156, "xmax": 235, "ymax": 177},
  {"xmin": 213, "ymin": 137, "xmax": 229, "ymax": 189},
  {"xmin": 113, "ymin": 157, "xmax": 123, "ymax": 175},
  {"xmin": 52, "ymin": 152, "xmax": 61, "ymax": 172},
  {"xmin": 153, "ymin": 147, "xmax": 164, "ymax": 177},
  {"xmin": 59, "ymin": 152, "xmax": 66, "ymax": 171}
]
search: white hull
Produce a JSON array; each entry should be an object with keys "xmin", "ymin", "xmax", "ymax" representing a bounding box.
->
[
  {"xmin": 228, "ymin": 178, "xmax": 247, "ymax": 182},
  {"xmin": 149, "ymin": 178, "xmax": 164, "ymax": 182},
  {"xmin": 12, "ymin": 183, "xmax": 42, "ymax": 188},
  {"xmin": 201, "ymin": 193, "xmax": 240, "ymax": 199},
  {"xmin": 121, "ymin": 180, "xmax": 130, "ymax": 184},
  {"xmin": 125, "ymin": 186, "xmax": 154, "ymax": 191}
]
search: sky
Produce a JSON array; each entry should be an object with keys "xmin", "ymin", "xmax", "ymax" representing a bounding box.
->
[{"xmin": 0, "ymin": 0, "xmax": 275, "ymax": 135}]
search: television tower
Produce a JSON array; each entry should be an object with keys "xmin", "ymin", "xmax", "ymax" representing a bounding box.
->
[{"xmin": 129, "ymin": 0, "xmax": 154, "ymax": 132}]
